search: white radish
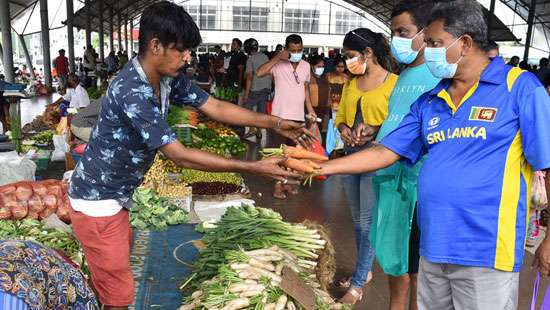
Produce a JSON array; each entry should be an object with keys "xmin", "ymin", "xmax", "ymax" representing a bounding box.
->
[
  {"xmin": 244, "ymin": 279, "xmax": 257, "ymax": 285},
  {"xmin": 245, "ymin": 249, "xmax": 280, "ymax": 257},
  {"xmin": 222, "ymin": 298, "xmax": 250, "ymax": 310},
  {"xmin": 264, "ymin": 303, "xmax": 276, "ymax": 310},
  {"xmin": 330, "ymin": 303, "xmax": 344, "ymax": 310},
  {"xmin": 275, "ymin": 264, "xmax": 283, "ymax": 275},
  {"xmin": 253, "ymin": 255, "xmax": 283, "ymax": 262},
  {"xmin": 178, "ymin": 301, "xmax": 199, "ymax": 310},
  {"xmin": 239, "ymin": 289, "xmax": 264, "ymax": 297},
  {"xmin": 231, "ymin": 263, "xmax": 250, "ymax": 271},
  {"xmin": 274, "ymin": 295, "xmax": 288, "ymax": 310},
  {"xmin": 247, "ymin": 266, "xmax": 282, "ymax": 282},
  {"xmin": 191, "ymin": 290, "xmax": 203, "ymax": 300},
  {"xmin": 248, "ymin": 258, "xmax": 275, "ymax": 271},
  {"xmin": 286, "ymin": 301, "xmax": 296, "ymax": 310},
  {"xmin": 229, "ymin": 283, "xmax": 265, "ymax": 293}
]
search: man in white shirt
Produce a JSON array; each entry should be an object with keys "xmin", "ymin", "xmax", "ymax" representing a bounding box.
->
[{"xmin": 63, "ymin": 74, "xmax": 90, "ymax": 109}]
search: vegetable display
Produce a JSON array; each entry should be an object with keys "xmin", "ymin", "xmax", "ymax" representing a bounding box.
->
[
  {"xmin": 0, "ymin": 180, "xmax": 71, "ymax": 223},
  {"xmin": 167, "ymin": 105, "xmax": 199, "ymax": 127},
  {"xmin": 180, "ymin": 205, "xmax": 343, "ymax": 309},
  {"xmin": 0, "ymin": 219, "xmax": 88, "ymax": 275},
  {"xmin": 131, "ymin": 187, "xmax": 189, "ymax": 230},
  {"xmin": 32, "ymin": 130, "xmax": 55, "ymax": 145},
  {"xmin": 185, "ymin": 125, "xmax": 247, "ymax": 157},
  {"xmin": 191, "ymin": 182, "xmax": 243, "ymax": 196},
  {"xmin": 213, "ymin": 87, "xmax": 240, "ymax": 103}
]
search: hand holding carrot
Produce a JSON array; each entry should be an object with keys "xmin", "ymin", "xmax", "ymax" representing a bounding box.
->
[{"xmin": 273, "ymin": 119, "xmax": 316, "ymax": 148}]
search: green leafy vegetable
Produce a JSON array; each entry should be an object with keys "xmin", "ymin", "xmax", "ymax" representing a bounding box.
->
[{"xmin": 131, "ymin": 187, "xmax": 189, "ymax": 231}]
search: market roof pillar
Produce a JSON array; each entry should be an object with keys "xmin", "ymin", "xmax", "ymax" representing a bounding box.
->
[
  {"xmin": 109, "ymin": 6, "xmax": 114, "ymax": 53},
  {"xmin": 118, "ymin": 12, "xmax": 122, "ymax": 52},
  {"xmin": 18, "ymin": 34, "xmax": 36, "ymax": 80},
  {"xmin": 67, "ymin": 0, "xmax": 76, "ymax": 73},
  {"xmin": 85, "ymin": 0, "xmax": 91, "ymax": 47},
  {"xmin": 0, "ymin": 42, "xmax": 3, "ymax": 63},
  {"xmin": 40, "ymin": 0, "xmax": 52, "ymax": 88},
  {"xmin": 523, "ymin": 0, "xmax": 537, "ymax": 62},
  {"xmin": 0, "ymin": 0, "xmax": 15, "ymax": 83},
  {"xmin": 129, "ymin": 18, "xmax": 133, "ymax": 57},
  {"xmin": 488, "ymin": 0, "xmax": 496, "ymax": 39},
  {"xmin": 99, "ymin": 0, "xmax": 105, "ymax": 62},
  {"xmin": 124, "ymin": 16, "xmax": 128, "ymax": 54}
]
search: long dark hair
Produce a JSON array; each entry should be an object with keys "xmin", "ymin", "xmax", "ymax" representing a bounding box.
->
[{"xmin": 343, "ymin": 28, "xmax": 396, "ymax": 72}]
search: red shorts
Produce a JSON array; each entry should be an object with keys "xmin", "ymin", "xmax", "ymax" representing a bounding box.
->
[{"xmin": 69, "ymin": 207, "xmax": 135, "ymax": 307}]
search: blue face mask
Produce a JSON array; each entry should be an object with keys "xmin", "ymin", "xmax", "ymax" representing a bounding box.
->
[
  {"xmin": 424, "ymin": 37, "xmax": 463, "ymax": 79},
  {"xmin": 289, "ymin": 52, "xmax": 303, "ymax": 63},
  {"xmin": 390, "ymin": 30, "xmax": 425, "ymax": 64}
]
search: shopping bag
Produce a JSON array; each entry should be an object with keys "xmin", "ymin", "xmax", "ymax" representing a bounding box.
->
[
  {"xmin": 307, "ymin": 123, "xmax": 327, "ymax": 181},
  {"xmin": 370, "ymin": 170, "xmax": 416, "ymax": 276},
  {"xmin": 267, "ymin": 100, "xmax": 273, "ymax": 115},
  {"xmin": 531, "ymin": 272, "xmax": 550, "ymax": 310},
  {"xmin": 326, "ymin": 118, "xmax": 337, "ymax": 154}
]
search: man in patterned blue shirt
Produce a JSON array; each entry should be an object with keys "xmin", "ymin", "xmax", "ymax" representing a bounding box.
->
[{"xmin": 68, "ymin": 2, "xmax": 311, "ymax": 309}]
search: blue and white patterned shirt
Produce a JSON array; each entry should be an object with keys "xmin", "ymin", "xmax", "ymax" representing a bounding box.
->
[{"xmin": 69, "ymin": 57, "xmax": 209, "ymax": 205}]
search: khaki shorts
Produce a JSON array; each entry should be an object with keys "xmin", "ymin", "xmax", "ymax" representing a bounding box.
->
[{"xmin": 418, "ymin": 257, "xmax": 519, "ymax": 310}]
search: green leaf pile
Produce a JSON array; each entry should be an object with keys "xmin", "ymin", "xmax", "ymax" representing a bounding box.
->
[{"xmin": 131, "ymin": 187, "xmax": 189, "ymax": 231}]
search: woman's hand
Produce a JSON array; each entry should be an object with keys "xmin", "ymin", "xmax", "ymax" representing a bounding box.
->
[
  {"xmin": 352, "ymin": 123, "xmax": 377, "ymax": 146},
  {"xmin": 338, "ymin": 124, "xmax": 354, "ymax": 146}
]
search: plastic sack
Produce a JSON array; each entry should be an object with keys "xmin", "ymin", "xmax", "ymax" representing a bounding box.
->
[
  {"xmin": 531, "ymin": 272, "xmax": 550, "ymax": 310},
  {"xmin": 51, "ymin": 134, "xmax": 69, "ymax": 162},
  {"xmin": 0, "ymin": 151, "xmax": 36, "ymax": 186},
  {"xmin": 0, "ymin": 179, "xmax": 71, "ymax": 223},
  {"xmin": 370, "ymin": 170, "xmax": 417, "ymax": 276},
  {"xmin": 533, "ymin": 171, "xmax": 548, "ymax": 206},
  {"xmin": 308, "ymin": 123, "xmax": 327, "ymax": 181},
  {"xmin": 56, "ymin": 116, "xmax": 68, "ymax": 134},
  {"xmin": 326, "ymin": 118, "xmax": 344, "ymax": 154}
]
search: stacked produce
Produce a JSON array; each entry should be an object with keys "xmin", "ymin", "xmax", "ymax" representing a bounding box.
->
[
  {"xmin": 204, "ymin": 121, "xmax": 240, "ymax": 137},
  {"xmin": 22, "ymin": 116, "xmax": 52, "ymax": 133},
  {"xmin": 130, "ymin": 187, "xmax": 188, "ymax": 230},
  {"xmin": 261, "ymin": 145, "xmax": 328, "ymax": 186},
  {"xmin": 191, "ymin": 182, "xmax": 243, "ymax": 196},
  {"xmin": 32, "ymin": 130, "xmax": 55, "ymax": 145},
  {"xmin": 0, "ymin": 180, "xmax": 71, "ymax": 223},
  {"xmin": 180, "ymin": 205, "xmax": 343, "ymax": 309},
  {"xmin": 0, "ymin": 219, "xmax": 88, "ymax": 275},
  {"xmin": 184, "ymin": 125, "xmax": 247, "ymax": 157},
  {"xmin": 167, "ymin": 105, "xmax": 200, "ymax": 127},
  {"xmin": 213, "ymin": 87, "xmax": 240, "ymax": 103}
]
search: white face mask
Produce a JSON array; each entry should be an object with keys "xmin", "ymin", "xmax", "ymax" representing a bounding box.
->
[
  {"xmin": 314, "ymin": 67, "xmax": 325, "ymax": 76},
  {"xmin": 289, "ymin": 52, "xmax": 303, "ymax": 63}
]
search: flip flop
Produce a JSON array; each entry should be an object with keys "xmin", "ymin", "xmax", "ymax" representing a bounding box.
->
[{"xmin": 339, "ymin": 287, "xmax": 363, "ymax": 305}]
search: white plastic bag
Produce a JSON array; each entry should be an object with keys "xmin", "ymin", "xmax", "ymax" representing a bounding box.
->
[
  {"xmin": 0, "ymin": 151, "xmax": 36, "ymax": 186},
  {"xmin": 533, "ymin": 171, "xmax": 548, "ymax": 206},
  {"xmin": 51, "ymin": 134, "xmax": 69, "ymax": 162}
]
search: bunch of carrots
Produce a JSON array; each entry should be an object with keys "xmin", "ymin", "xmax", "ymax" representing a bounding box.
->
[{"xmin": 261, "ymin": 145, "xmax": 328, "ymax": 186}]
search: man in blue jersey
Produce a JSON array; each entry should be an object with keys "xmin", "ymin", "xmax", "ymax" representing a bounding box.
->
[
  {"xmin": 370, "ymin": 1, "xmax": 439, "ymax": 309},
  {"xmin": 320, "ymin": 0, "xmax": 550, "ymax": 308}
]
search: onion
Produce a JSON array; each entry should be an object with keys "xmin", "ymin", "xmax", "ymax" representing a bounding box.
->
[
  {"xmin": 0, "ymin": 194, "xmax": 16, "ymax": 207},
  {"xmin": 28, "ymin": 195, "xmax": 44, "ymax": 213},
  {"xmin": 43, "ymin": 195, "xmax": 57, "ymax": 209},
  {"xmin": 46, "ymin": 183, "xmax": 63, "ymax": 198},
  {"xmin": 56, "ymin": 203, "xmax": 71, "ymax": 223},
  {"xmin": 0, "ymin": 207, "xmax": 11, "ymax": 220},
  {"xmin": 15, "ymin": 184, "xmax": 33, "ymax": 201},
  {"xmin": 39, "ymin": 207, "xmax": 55, "ymax": 220},
  {"xmin": 0, "ymin": 185, "xmax": 16, "ymax": 195},
  {"xmin": 26, "ymin": 211, "xmax": 39, "ymax": 220},
  {"xmin": 12, "ymin": 201, "xmax": 28, "ymax": 220},
  {"xmin": 32, "ymin": 183, "xmax": 48, "ymax": 197}
]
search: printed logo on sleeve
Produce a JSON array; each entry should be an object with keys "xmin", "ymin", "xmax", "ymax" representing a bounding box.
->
[
  {"xmin": 428, "ymin": 117, "xmax": 440, "ymax": 130},
  {"xmin": 469, "ymin": 107, "xmax": 498, "ymax": 122}
]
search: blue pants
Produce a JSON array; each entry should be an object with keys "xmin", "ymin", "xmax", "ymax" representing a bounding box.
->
[{"xmin": 344, "ymin": 173, "xmax": 376, "ymax": 288}]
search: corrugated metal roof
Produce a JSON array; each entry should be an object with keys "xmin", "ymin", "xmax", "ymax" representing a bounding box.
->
[{"xmin": 3, "ymin": 0, "xmax": 548, "ymax": 42}]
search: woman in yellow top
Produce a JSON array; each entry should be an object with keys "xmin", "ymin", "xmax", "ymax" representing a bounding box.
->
[{"xmin": 335, "ymin": 28, "xmax": 398, "ymax": 305}]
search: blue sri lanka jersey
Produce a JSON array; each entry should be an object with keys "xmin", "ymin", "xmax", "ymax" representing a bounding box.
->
[{"xmin": 381, "ymin": 57, "xmax": 550, "ymax": 272}]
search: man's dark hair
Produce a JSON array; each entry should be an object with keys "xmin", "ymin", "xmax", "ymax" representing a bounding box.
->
[
  {"xmin": 285, "ymin": 34, "xmax": 303, "ymax": 48},
  {"xmin": 391, "ymin": 0, "xmax": 434, "ymax": 29},
  {"xmin": 276, "ymin": 44, "xmax": 283, "ymax": 50},
  {"xmin": 511, "ymin": 56, "xmax": 520, "ymax": 61},
  {"xmin": 59, "ymin": 49, "xmax": 65, "ymax": 54},
  {"xmin": 540, "ymin": 57, "xmax": 549, "ymax": 68},
  {"xmin": 232, "ymin": 38, "xmax": 242, "ymax": 48},
  {"xmin": 138, "ymin": 1, "xmax": 202, "ymax": 56},
  {"xmin": 308, "ymin": 54, "xmax": 324, "ymax": 66},
  {"xmin": 429, "ymin": 0, "xmax": 490, "ymax": 52},
  {"xmin": 67, "ymin": 73, "xmax": 79, "ymax": 86},
  {"xmin": 487, "ymin": 40, "xmax": 499, "ymax": 51}
]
